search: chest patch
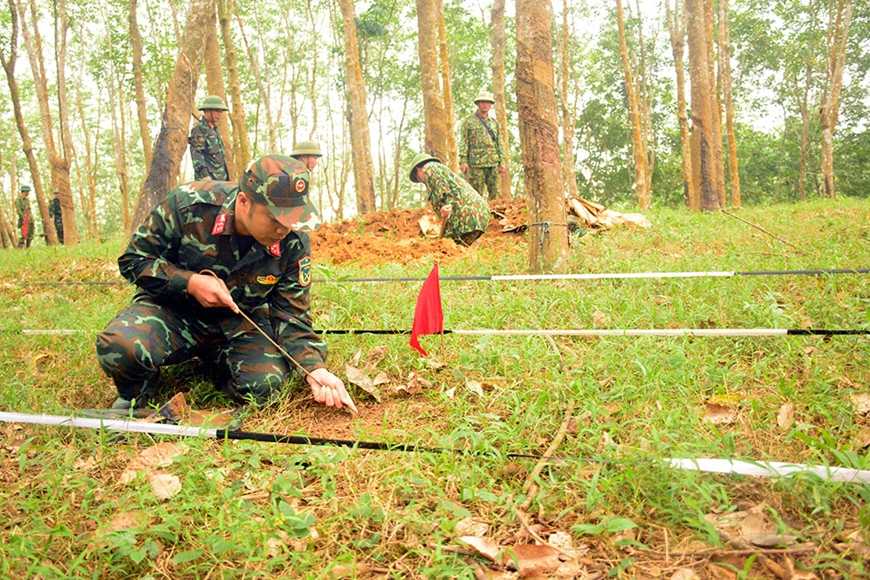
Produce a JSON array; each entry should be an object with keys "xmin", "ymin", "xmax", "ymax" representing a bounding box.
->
[
  {"xmin": 257, "ymin": 275, "xmax": 278, "ymax": 285},
  {"xmin": 212, "ymin": 213, "xmax": 227, "ymax": 235},
  {"xmin": 298, "ymin": 256, "xmax": 312, "ymax": 287}
]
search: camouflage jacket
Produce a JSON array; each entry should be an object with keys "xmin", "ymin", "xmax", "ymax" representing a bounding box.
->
[
  {"xmin": 188, "ymin": 117, "xmax": 229, "ymax": 181},
  {"xmin": 118, "ymin": 180, "xmax": 326, "ymax": 373},
  {"xmin": 421, "ymin": 162, "xmax": 491, "ymax": 239},
  {"xmin": 458, "ymin": 112, "xmax": 502, "ymax": 167},
  {"xmin": 16, "ymin": 196, "xmax": 31, "ymax": 228}
]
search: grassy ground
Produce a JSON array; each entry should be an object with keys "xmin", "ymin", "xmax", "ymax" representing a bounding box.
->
[{"xmin": 1, "ymin": 199, "xmax": 869, "ymax": 579}]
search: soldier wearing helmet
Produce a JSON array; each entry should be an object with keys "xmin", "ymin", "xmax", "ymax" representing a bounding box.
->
[
  {"xmin": 188, "ymin": 95, "xmax": 230, "ymax": 181},
  {"xmin": 16, "ymin": 184, "xmax": 34, "ymax": 249},
  {"xmin": 96, "ymin": 155, "xmax": 357, "ymax": 415},
  {"xmin": 291, "ymin": 140, "xmax": 323, "ymax": 171},
  {"xmin": 458, "ymin": 90, "xmax": 506, "ymax": 200},
  {"xmin": 408, "ymin": 152, "xmax": 491, "ymax": 247}
]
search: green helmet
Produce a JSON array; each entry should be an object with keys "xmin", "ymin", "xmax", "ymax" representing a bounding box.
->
[
  {"xmin": 240, "ymin": 155, "xmax": 321, "ymax": 231},
  {"xmin": 408, "ymin": 153, "xmax": 441, "ymax": 183},
  {"xmin": 473, "ymin": 91, "xmax": 495, "ymax": 104},
  {"xmin": 198, "ymin": 95, "xmax": 229, "ymax": 111},
  {"xmin": 20, "ymin": 184, "xmax": 31, "ymax": 192},
  {"xmin": 291, "ymin": 140, "xmax": 323, "ymax": 158}
]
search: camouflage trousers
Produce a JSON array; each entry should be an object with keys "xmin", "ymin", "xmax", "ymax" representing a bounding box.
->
[
  {"xmin": 466, "ymin": 166, "xmax": 500, "ymax": 200},
  {"xmin": 95, "ymin": 298, "xmax": 292, "ymax": 404}
]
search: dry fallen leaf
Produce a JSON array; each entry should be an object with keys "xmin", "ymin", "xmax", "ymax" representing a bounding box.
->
[
  {"xmin": 670, "ymin": 569, "xmax": 702, "ymax": 580},
  {"xmin": 777, "ymin": 403, "xmax": 795, "ymax": 430},
  {"xmin": 459, "ymin": 536, "xmax": 503, "ymax": 562},
  {"xmin": 108, "ymin": 510, "xmax": 150, "ymax": 532},
  {"xmin": 372, "ymin": 372, "xmax": 390, "ymax": 386},
  {"xmin": 120, "ymin": 442, "xmax": 187, "ymax": 484},
  {"xmin": 505, "ymin": 544, "xmax": 561, "ymax": 575},
  {"xmin": 850, "ymin": 393, "xmax": 870, "ymax": 415},
  {"xmin": 364, "ymin": 346, "xmax": 387, "ymax": 369},
  {"xmin": 345, "ymin": 364, "xmax": 381, "ymax": 403},
  {"xmin": 445, "ymin": 387, "xmax": 456, "ymax": 399},
  {"xmin": 146, "ymin": 470, "xmax": 182, "ymax": 501},
  {"xmin": 456, "ymin": 517, "xmax": 490, "ymax": 537},
  {"xmin": 465, "ymin": 380, "xmax": 485, "ymax": 397},
  {"xmin": 703, "ymin": 403, "xmax": 738, "ymax": 425},
  {"xmin": 592, "ymin": 310, "xmax": 609, "ymax": 328}
]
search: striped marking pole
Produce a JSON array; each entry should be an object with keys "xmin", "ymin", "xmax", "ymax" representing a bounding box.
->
[{"xmin": 1, "ymin": 411, "xmax": 867, "ymax": 484}]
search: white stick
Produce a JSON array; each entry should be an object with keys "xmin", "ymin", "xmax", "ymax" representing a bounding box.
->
[
  {"xmin": 664, "ymin": 457, "xmax": 870, "ymax": 484},
  {"xmin": 493, "ymin": 271, "xmax": 735, "ymax": 281},
  {"xmin": 452, "ymin": 328, "xmax": 790, "ymax": 337},
  {"xmin": 0, "ymin": 412, "xmax": 217, "ymax": 438}
]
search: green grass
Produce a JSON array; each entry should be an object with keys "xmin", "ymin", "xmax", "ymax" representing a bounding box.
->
[{"xmin": 1, "ymin": 198, "xmax": 869, "ymax": 578}]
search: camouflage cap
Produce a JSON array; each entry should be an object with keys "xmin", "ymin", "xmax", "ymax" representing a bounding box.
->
[
  {"xmin": 240, "ymin": 155, "xmax": 321, "ymax": 231},
  {"xmin": 408, "ymin": 153, "xmax": 441, "ymax": 183},
  {"xmin": 20, "ymin": 184, "xmax": 31, "ymax": 192}
]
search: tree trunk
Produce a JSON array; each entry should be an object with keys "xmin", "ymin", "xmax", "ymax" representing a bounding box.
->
[
  {"xmin": 53, "ymin": 0, "xmax": 79, "ymax": 245},
  {"xmin": 492, "ymin": 0, "xmax": 512, "ymax": 199},
  {"xmin": 16, "ymin": 0, "xmax": 62, "ymax": 245},
  {"xmin": 559, "ymin": 0, "xmax": 578, "ymax": 200},
  {"xmin": 130, "ymin": 0, "xmax": 216, "ymax": 232},
  {"xmin": 218, "ymin": 0, "xmax": 250, "ymax": 178},
  {"xmin": 237, "ymin": 6, "xmax": 277, "ymax": 152},
  {"xmin": 616, "ymin": 0, "xmax": 649, "ymax": 209},
  {"xmin": 337, "ymin": 0, "xmax": 377, "ymax": 214},
  {"xmin": 107, "ymin": 27, "xmax": 131, "ymax": 232},
  {"xmin": 718, "ymin": 0, "xmax": 740, "ymax": 207},
  {"xmin": 130, "ymin": 0, "xmax": 153, "ymax": 171},
  {"xmin": 434, "ymin": 0, "xmax": 457, "ymax": 170},
  {"xmin": 819, "ymin": 0, "xmax": 853, "ymax": 199},
  {"xmin": 415, "ymin": 0, "xmax": 450, "ymax": 162},
  {"xmin": 305, "ymin": 0, "xmax": 319, "ymax": 139},
  {"xmin": 685, "ymin": 0, "xmax": 719, "ymax": 211},
  {"xmin": 204, "ymin": 7, "xmax": 234, "ymax": 181},
  {"xmin": 705, "ymin": 0, "xmax": 726, "ymax": 207},
  {"xmin": 666, "ymin": 0, "xmax": 695, "ymax": 208},
  {"xmin": 516, "ymin": 0, "xmax": 569, "ymax": 274}
]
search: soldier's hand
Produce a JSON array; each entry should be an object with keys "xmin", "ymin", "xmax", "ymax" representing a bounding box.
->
[
  {"xmin": 499, "ymin": 165, "xmax": 507, "ymax": 174},
  {"xmin": 188, "ymin": 273, "xmax": 239, "ymax": 313},
  {"xmin": 460, "ymin": 163, "xmax": 469, "ymax": 173},
  {"xmin": 307, "ymin": 368, "xmax": 359, "ymax": 415},
  {"xmin": 440, "ymin": 204, "xmax": 453, "ymax": 220}
]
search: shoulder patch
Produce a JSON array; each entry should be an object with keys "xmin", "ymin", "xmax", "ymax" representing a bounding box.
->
[
  {"xmin": 212, "ymin": 213, "xmax": 227, "ymax": 235},
  {"xmin": 298, "ymin": 256, "xmax": 312, "ymax": 287}
]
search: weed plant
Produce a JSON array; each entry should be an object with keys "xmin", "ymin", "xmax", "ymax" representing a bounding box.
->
[{"xmin": 0, "ymin": 199, "xmax": 868, "ymax": 578}]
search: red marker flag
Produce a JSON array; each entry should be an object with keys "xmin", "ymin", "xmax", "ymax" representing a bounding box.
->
[{"xmin": 409, "ymin": 263, "xmax": 444, "ymax": 357}]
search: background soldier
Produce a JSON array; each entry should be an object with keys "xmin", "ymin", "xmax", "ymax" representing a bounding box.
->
[
  {"xmin": 16, "ymin": 184, "xmax": 34, "ymax": 249},
  {"xmin": 188, "ymin": 95, "xmax": 230, "ymax": 181},
  {"xmin": 291, "ymin": 140, "xmax": 323, "ymax": 171},
  {"xmin": 458, "ymin": 90, "xmax": 506, "ymax": 200},
  {"xmin": 48, "ymin": 190, "xmax": 64, "ymax": 244},
  {"xmin": 409, "ymin": 153, "xmax": 491, "ymax": 247}
]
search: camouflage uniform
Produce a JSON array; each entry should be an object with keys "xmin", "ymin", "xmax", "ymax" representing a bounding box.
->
[
  {"xmin": 95, "ymin": 169, "xmax": 325, "ymax": 405},
  {"xmin": 458, "ymin": 112, "xmax": 503, "ymax": 200},
  {"xmin": 49, "ymin": 196, "xmax": 64, "ymax": 244},
  {"xmin": 188, "ymin": 116, "xmax": 229, "ymax": 181},
  {"xmin": 420, "ymin": 162, "xmax": 491, "ymax": 246},
  {"xmin": 16, "ymin": 193, "xmax": 34, "ymax": 248}
]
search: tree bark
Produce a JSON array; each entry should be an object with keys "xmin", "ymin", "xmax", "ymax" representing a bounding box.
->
[
  {"xmin": 16, "ymin": 0, "xmax": 63, "ymax": 245},
  {"xmin": 415, "ymin": 0, "xmax": 450, "ymax": 162},
  {"xmin": 492, "ymin": 0, "xmax": 512, "ymax": 199},
  {"xmin": 819, "ymin": 0, "xmax": 853, "ymax": 199},
  {"xmin": 516, "ymin": 0, "xmax": 569, "ymax": 274},
  {"xmin": 204, "ymin": 6, "xmax": 234, "ymax": 180},
  {"xmin": 559, "ymin": 0, "xmax": 578, "ymax": 200},
  {"xmin": 666, "ymin": 0, "xmax": 694, "ymax": 208},
  {"xmin": 218, "ymin": 0, "xmax": 250, "ymax": 178},
  {"xmin": 130, "ymin": 0, "xmax": 216, "ymax": 232},
  {"xmin": 434, "ymin": 0, "xmax": 457, "ymax": 170},
  {"xmin": 685, "ymin": 0, "xmax": 719, "ymax": 211},
  {"xmin": 616, "ymin": 0, "xmax": 649, "ymax": 209},
  {"xmin": 705, "ymin": 0, "xmax": 726, "ymax": 207},
  {"xmin": 130, "ymin": 0, "xmax": 153, "ymax": 171},
  {"xmin": 337, "ymin": 0, "xmax": 377, "ymax": 214},
  {"xmin": 718, "ymin": 0, "xmax": 740, "ymax": 207},
  {"xmin": 107, "ymin": 27, "xmax": 131, "ymax": 232},
  {"xmin": 237, "ymin": 6, "xmax": 277, "ymax": 152}
]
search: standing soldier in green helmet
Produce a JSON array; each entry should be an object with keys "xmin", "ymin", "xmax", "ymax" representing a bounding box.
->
[
  {"xmin": 458, "ymin": 90, "xmax": 506, "ymax": 200},
  {"xmin": 16, "ymin": 184, "xmax": 34, "ymax": 249},
  {"xmin": 188, "ymin": 95, "xmax": 230, "ymax": 181},
  {"xmin": 408, "ymin": 153, "xmax": 491, "ymax": 247}
]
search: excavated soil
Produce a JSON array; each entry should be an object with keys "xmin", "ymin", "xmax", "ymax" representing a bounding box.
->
[{"xmin": 310, "ymin": 199, "xmax": 528, "ymax": 265}]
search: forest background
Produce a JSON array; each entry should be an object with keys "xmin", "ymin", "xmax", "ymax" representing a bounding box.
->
[{"xmin": 0, "ymin": 0, "xmax": 868, "ymax": 248}]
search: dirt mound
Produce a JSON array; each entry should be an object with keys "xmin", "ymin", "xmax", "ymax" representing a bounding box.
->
[{"xmin": 310, "ymin": 199, "xmax": 528, "ymax": 265}]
